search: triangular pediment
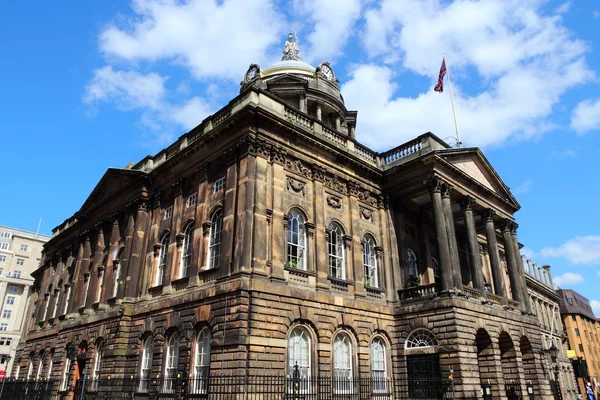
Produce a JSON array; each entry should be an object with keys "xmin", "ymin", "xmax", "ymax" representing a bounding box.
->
[
  {"xmin": 266, "ymin": 73, "xmax": 309, "ymax": 87},
  {"xmin": 438, "ymin": 149, "xmax": 520, "ymax": 209},
  {"xmin": 78, "ymin": 168, "xmax": 148, "ymax": 215}
]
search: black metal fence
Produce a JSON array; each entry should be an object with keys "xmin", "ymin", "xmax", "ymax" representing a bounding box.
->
[{"xmin": 0, "ymin": 375, "xmax": 452, "ymax": 400}]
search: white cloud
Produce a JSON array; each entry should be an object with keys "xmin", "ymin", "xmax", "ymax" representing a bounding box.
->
[
  {"xmin": 541, "ymin": 235, "xmax": 600, "ymax": 265},
  {"xmin": 553, "ymin": 272, "xmax": 584, "ymax": 287},
  {"xmin": 84, "ymin": 66, "xmax": 166, "ymax": 110},
  {"xmin": 591, "ymin": 300, "xmax": 600, "ymax": 318},
  {"xmin": 348, "ymin": 0, "xmax": 594, "ymax": 149},
  {"xmin": 292, "ymin": 0, "xmax": 363, "ymax": 63},
  {"xmin": 514, "ymin": 179, "xmax": 533, "ymax": 194},
  {"xmin": 571, "ymin": 99, "xmax": 600, "ymax": 134},
  {"xmin": 99, "ymin": 0, "xmax": 284, "ymax": 80},
  {"xmin": 520, "ymin": 247, "xmax": 537, "ymax": 260},
  {"xmin": 84, "ymin": 66, "xmax": 214, "ymax": 145}
]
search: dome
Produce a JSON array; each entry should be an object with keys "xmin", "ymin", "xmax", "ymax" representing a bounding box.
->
[{"xmin": 261, "ymin": 59, "xmax": 315, "ymax": 79}]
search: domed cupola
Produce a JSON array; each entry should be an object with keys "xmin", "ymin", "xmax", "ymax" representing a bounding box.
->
[{"xmin": 240, "ymin": 33, "xmax": 357, "ymax": 139}]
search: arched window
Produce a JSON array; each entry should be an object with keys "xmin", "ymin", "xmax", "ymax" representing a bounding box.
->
[
  {"xmin": 139, "ymin": 336, "xmax": 153, "ymax": 392},
  {"xmin": 51, "ymin": 282, "xmax": 61, "ymax": 319},
  {"xmin": 207, "ymin": 210, "xmax": 223, "ymax": 269},
  {"xmin": 91, "ymin": 342, "xmax": 103, "ymax": 390},
  {"xmin": 97, "ymin": 256, "xmax": 107, "ymax": 303},
  {"xmin": 35, "ymin": 353, "xmax": 43, "ymax": 381},
  {"xmin": 371, "ymin": 338, "xmax": 387, "ymax": 392},
  {"xmin": 46, "ymin": 354, "xmax": 53, "ymax": 381},
  {"xmin": 432, "ymin": 257, "xmax": 440, "ymax": 278},
  {"xmin": 363, "ymin": 235, "xmax": 378, "ymax": 287},
  {"xmin": 82, "ymin": 263, "xmax": 92, "ymax": 307},
  {"xmin": 112, "ymin": 250, "xmax": 124, "ymax": 298},
  {"xmin": 42, "ymin": 285, "xmax": 52, "ymax": 321},
  {"xmin": 60, "ymin": 349, "xmax": 72, "ymax": 391},
  {"xmin": 407, "ymin": 249, "xmax": 418, "ymax": 277},
  {"xmin": 62, "ymin": 279, "xmax": 72, "ymax": 316},
  {"xmin": 287, "ymin": 209, "xmax": 307, "ymax": 270},
  {"xmin": 287, "ymin": 326, "xmax": 311, "ymax": 377},
  {"xmin": 192, "ymin": 328, "xmax": 211, "ymax": 393},
  {"xmin": 164, "ymin": 333, "xmax": 179, "ymax": 392},
  {"xmin": 156, "ymin": 235, "xmax": 169, "ymax": 286},
  {"xmin": 333, "ymin": 333, "xmax": 353, "ymax": 393},
  {"xmin": 26, "ymin": 360, "xmax": 33, "ymax": 379},
  {"xmin": 180, "ymin": 224, "xmax": 194, "ymax": 278},
  {"xmin": 405, "ymin": 328, "xmax": 438, "ymax": 349},
  {"xmin": 327, "ymin": 222, "xmax": 345, "ymax": 279}
]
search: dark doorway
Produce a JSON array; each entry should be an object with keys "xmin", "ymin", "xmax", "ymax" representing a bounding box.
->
[{"xmin": 406, "ymin": 354, "xmax": 443, "ymax": 399}]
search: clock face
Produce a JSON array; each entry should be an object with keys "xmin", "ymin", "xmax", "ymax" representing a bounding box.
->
[
  {"xmin": 245, "ymin": 65, "xmax": 259, "ymax": 82},
  {"xmin": 320, "ymin": 64, "xmax": 334, "ymax": 81}
]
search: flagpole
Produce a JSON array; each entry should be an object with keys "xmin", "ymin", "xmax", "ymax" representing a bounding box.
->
[{"xmin": 443, "ymin": 53, "xmax": 462, "ymax": 148}]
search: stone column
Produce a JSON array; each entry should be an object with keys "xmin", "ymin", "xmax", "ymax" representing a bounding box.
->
[
  {"xmin": 428, "ymin": 179, "xmax": 453, "ymax": 292},
  {"xmin": 511, "ymin": 224, "xmax": 533, "ymax": 313},
  {"xmin": 16, "ymin": 285, "xmax": 30, "ymax": 333},
  {"xmin": 441, "ymin": 184, "xmax": 462, "ymax": 289},
  {"xmin": 298, "ymin": 92, "xmax": 306, "ymax": 113},
  {"xmin": 123, "ymin": 198, "xmax": 150, "ymax": 300},
  {"xmin": 316, "ymin": 102, "xmax": 322, "ymax": 121},
  {"xmin": 349, "ymin": 123, "xmax": 356, "ymax": 139},
  {"xmin": 502, "ymin": 221, "xmax": 524, "ymax": 310},
  {"xmin": 335, "ymin": 114, "xmax": 341, "ymax": 131},
  {"xmin": 460, "ymin": 197, "xmax": 485, "ymax": 293},
  {"xmin": 483, "ymin": 209, "xmax": 507, "ymax": 301}
]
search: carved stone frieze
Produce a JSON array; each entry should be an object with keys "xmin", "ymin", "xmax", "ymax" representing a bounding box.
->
[
  {"xmin": 323, "ymin": 175, "xmax": 347, "ymax": 195},
  {"xmin": 326, "ymin": 195, "xmax": 342, "ymax": 209},
  {"xmin": 286, "ymin": 177, "xmax": 306, "ymax": 196},
  {"xmin": 285, "ymin": 159, "xmax": 312, "ymax": 179}
]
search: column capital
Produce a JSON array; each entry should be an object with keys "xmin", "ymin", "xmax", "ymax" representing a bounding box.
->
[
  {"xmin": 426, "ymin": 177, "xmax": 444, "ymax": 194},
  {"xmin": 460, "ymin": 196, "xmax": 476, "ymax": 211},
  {"xmin": 441, "ymin": 183, "xmax": 453, "ymax": 198},
  {"xmin": 483, "ymin": 208, "xmax": 496, "ymax": 222},
  {"xmin": 171, "ymin": 178, "xmax": 184, "ymax": 196},
  {"xmin": 511, "ymin": 222, "xmax": 519, "ymax": 235},
  {"xmin": 500, "ymin": 219, "xmax": 515, "ymax": 233}
]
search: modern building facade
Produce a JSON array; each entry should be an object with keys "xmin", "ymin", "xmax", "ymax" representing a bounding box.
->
[
  {"xmin": 558, "ymin": 288, "xmax": 600, "ymax": 396},
  {"xmin": 0, "ymin": 225, "xmax": 49, "ymax": 379},
  {"xmin": 523, "ymin": 260, "xmax": 578, "ymax": 399},
  {"xmin": 15, "ymin": 36, "xmax": 553, "ymax": 399}
]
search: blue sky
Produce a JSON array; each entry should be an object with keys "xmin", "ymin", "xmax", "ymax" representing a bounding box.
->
[{"xmin": 1, "ymin": 0, "xmax": 599, "ymax": 313}]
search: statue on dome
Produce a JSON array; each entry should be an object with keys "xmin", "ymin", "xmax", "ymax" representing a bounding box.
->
[{"xmin": 282, "ymin": 32, "xmax": 301, "ymax": 61}]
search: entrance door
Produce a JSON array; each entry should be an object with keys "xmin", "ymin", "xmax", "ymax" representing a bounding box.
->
[{"xmin": 406, "ymin": 354, "xmax": 444, "ymax": 399}]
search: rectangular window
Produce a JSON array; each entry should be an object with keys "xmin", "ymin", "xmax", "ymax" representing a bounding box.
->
[
  {"xmin": 0, "ymin": 243, "xmax": 8, "ymax": 251},
  {"xmin": 575, "ymin": 328, "xmax": 580, "ymax": 336},
  {"xmin": 0, "ymin": 256, "xmax": 5, "ymax": 263},
  {"xmin": 16, "ymin": 259, "xmax": 24, "ymax": 266},
  {"xmin": 2, "ymin": 310, "xmax": 11, "ymax": 319},
  {"xmin": 214, "ymin": 177, "xmax": 225, "ymax": 192},
  {"xmin": 8, "ymin": 285, "xmax": 18, "ymax": 293},
  {"xmin": 578, "ymin": 344, "xmax": 584, "ymax": 351},
  {"xmin": 6, "ymin": 296, "xmax": 14, "ymax": 305},
  {"xmin": 0, "ymin": 268, "xmax": 3, "ymax": 275},
  {"xmin": 0, "ymin": 323, "xmax": 7, "ymax": 331},
  {"xmin": 164, "ymin": 206, "xmax": 173, "ymax": 220},
  {"xmin": 0, "ymin": 337, "xmax": 11, "ymax": 346},
  {"xmin": 187, "ymin": 193, "xmax": 197, "ymax": 207},
  {"xmin": 572, "ymin": 315, "xmax": 577, "ymax": 321},
  {"xmin": 13, "ymin": 271, "xmax": 21, "ymax": 278},
  {"xmin": 0, "ymin": 232, "xmax": 11, "ymax": 239},
  {"xmin": 20, "ymin": 244, "xmax": 28, "ymax": 252},
  {"xmin": 567, "ymin": 298, "xmax": 573, "ymax": 305}
]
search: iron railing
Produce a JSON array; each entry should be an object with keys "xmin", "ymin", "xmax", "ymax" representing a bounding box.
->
[{"xmin": 0, "ymin": 375, "xmax": 451, "ymax": 400}]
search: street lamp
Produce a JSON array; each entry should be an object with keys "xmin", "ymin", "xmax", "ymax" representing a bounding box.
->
[
  {"xmin": 182, "ymin": 327, "xmax": 194, "ymax": 399},
  {"xmin": 0, "ymin": 354, "xmax": 12, "ymax": 400}
]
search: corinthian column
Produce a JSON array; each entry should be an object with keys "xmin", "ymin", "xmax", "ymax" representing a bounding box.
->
[
  {"xmin": 123, "ymin": 198, "xmax": 150, "ymax": 300},
  {"xmin": 428, "ymin": 178, "xmax": 453, "ymax": 292},
  {"xmin": 511, "ymin": 224, "xmax": 533, "ymax": 314},
  {"xmin": 441, "ymin": 184, "xmax": 462, "ymax": 289},
  {"xmin": 502, "ymin": 220, "xmax": 524, "ymax": 310},
  {"xmin": 460, "ymin": 197, "xmax": 485, "ymax": 293},
  {"xmin": 483, "ymin": 209, "xmax": 507, "ymax": 302}
]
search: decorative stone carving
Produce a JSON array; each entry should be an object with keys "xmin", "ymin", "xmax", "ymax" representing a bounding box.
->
[
  {"xmin": 323, "ymin": 175, "xmax": 347, "ymax": 194},
  {"xmin": 326, "ymin": 195, "xmax": 342, "ymax": 209},
  {"xmin": 360, "ymin": 207, "xmax": 373, "ymax": 222},
  {"xmin": 285, "ymin": 159, "xmax": 312, "ymax": 179},
  {"xmin": 305, "ymin": 222, "xmax": 316, "ymax": 237},
  {"xmin": 202, "ymin": 222, "xmax": 212, "ymax": 237},
  {"xmin": 171, "ymin": 179, "xmax": 184, "ymax": 196},
  {"xmin": 286, "ymin": 177, "xmax": 306, "ymax": 196},
  {"xmin": 266, "ymin": 209, "xmax": 273, "ymax": 225},
  {"xmin": 311, "ymin": 164, "xmax": 326, "ymax": 182},
  {"xmin": 460, "ymin": 196, "xmax": 476, "ymax": 211},
  {"xmin": 426, "ymin": 176, "xmax": 445, "ymax": 193},
  {"xmin": 343, "ymin": 235, "xmax": 353, "ymax": 249}
]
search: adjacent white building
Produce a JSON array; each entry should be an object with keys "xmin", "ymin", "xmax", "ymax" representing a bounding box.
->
[{"xmin": 0, "ymin": 225, "xmax": 49, "ymax": 378}]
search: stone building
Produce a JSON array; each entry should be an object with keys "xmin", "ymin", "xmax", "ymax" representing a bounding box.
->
[
  {"xmin": 0, "ymin": 225, "xmax": 49, "ymax": 379},
  {"xmin": 16, "ymin": 36, "xmax": 552, "ymax": 399},
  {"xmin": 557, "ymin": 288, "xmax": 600, "ymax": 396},
  {"xmin": 523, "ymin": 260, "xmax": 578, "ymax": 399}
]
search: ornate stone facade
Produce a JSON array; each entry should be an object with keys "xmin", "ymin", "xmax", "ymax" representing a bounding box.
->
[{"xmin": 15, "ymin": 42, "xmax": 553, "ymax": 399}]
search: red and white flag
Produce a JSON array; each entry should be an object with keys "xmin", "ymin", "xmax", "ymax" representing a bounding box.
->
[{"xmin": 434, "ymin": 58, "xmax": 447, "ymax": 92}]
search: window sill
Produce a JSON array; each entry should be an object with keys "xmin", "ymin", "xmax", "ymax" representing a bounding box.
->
[
  {"xmin": 148, "ymin": 285, "xmax": 163, "ymax": 297},
  {"xmin": 171, "ymin": 276, "xmax": 189, "ymax": 291},
  {"xmin": 365, "ymin": 285, "xmax": 385, "ymax": 293},
  {"xmin": 284, "ymin": 266, "xmax": 316, "ymax": 277},
  {"xmin": 327, "ymin": 275, "xmax": 353, "ymax": 285}
]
